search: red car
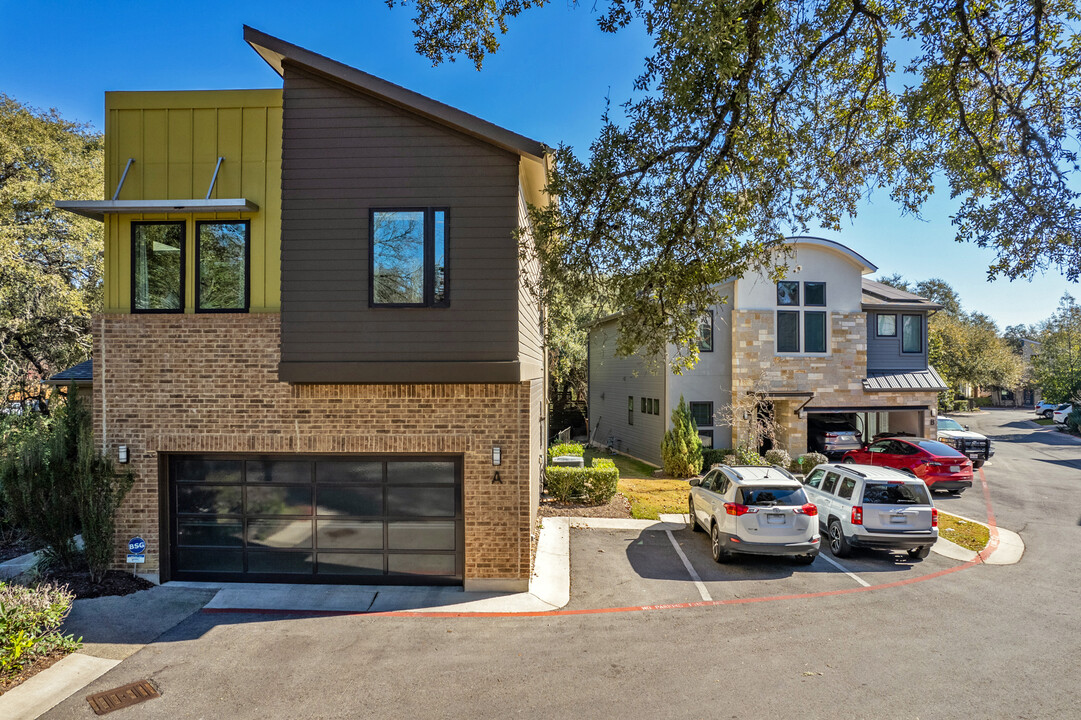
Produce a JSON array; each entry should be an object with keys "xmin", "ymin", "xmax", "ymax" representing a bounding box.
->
[{"xmin": 841, "ymin": 437, "xmax": 973, "ymax": 493}]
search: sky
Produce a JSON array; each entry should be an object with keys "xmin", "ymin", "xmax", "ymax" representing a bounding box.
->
[{"xmin": 1, "ymin": 0, "xmax": 1075, "ymax": 329}]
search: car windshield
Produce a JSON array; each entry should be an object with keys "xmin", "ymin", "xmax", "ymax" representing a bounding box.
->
[
  {"xmin": 738, "ymin": 486, "xmax": 807, "ymax": 507},
  {"xmin": 862, "ymin": 483, "xmax": 930, "ymax": 505},
  {"xmin": 938, "ymin": 418, "xmax": 964, "ymax": 431},
  {"xmin": 912, "ymin": 439, "xmax": 964, "ymax": 457},
  {"xmin": 1057, "ymin": 403, "xmax": 1071, "ymax": 410}
]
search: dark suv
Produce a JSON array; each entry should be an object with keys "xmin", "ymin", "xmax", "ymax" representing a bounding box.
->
[{"xmin": 808, "ymin": 416, "xmax": 862, "ymax": 458}]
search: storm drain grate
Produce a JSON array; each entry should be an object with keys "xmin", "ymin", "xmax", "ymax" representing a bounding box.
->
[{"xmin": 86, "ymin": 679, "xmax": 160, "ymax": 715}]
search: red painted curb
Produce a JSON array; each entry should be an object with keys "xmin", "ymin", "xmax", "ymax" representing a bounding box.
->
[{"xmin": 201, "ymin": 470, "xmax": 1001, "ymax": 619}]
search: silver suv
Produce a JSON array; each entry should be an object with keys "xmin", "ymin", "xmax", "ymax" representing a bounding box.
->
[
  {"xmin": 801, "ymin": 463, "xmax": 938, "ymax": 559},
  {"xmin": 688, "ymin": 465, "xmax": 820, "ymax": 565}
]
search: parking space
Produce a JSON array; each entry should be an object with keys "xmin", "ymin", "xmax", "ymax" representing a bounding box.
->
[{"xmin": 565, "ymin": 525, "xmax": 962, "ymax": 611}]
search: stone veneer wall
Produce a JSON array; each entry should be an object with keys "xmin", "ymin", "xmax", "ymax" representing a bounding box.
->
[
  {"xmin": 731, "ymin": 310, "xmax": 937, "ymax": 453},
  {"xmin": 92, "ymin": 313, "xmax": 540, "ymax": 590}
]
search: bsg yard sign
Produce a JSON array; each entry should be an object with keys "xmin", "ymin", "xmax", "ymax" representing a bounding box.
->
[{"xmin": 127, "ymin": 536, "xmax": 146, "ymax": 565}]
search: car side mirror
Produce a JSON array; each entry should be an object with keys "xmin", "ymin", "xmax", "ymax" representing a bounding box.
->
[
  {"xmin": 688, "ymin": 478, "xmax": 701, "ymax": 487},
  {"xmin": 964, "ymin": 425, "xmax": 969, "ymax": 431}
]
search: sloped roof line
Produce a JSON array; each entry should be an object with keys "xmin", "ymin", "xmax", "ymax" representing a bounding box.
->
[{"xmin": 243, "ymin": 26, "xmax": 548, "ymax": 161}]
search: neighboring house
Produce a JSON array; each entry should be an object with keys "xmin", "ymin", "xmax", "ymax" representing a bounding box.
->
[
  {"xmin": 54, "ymin": 27, "xmax": 548, "ymax": 591},
  {"xmin": 588, "ymin": 237, "xmax": 947, "ymax": 465}
]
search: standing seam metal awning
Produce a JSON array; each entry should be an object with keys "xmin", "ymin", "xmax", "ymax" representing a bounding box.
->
[
  {"xmin": 55, "ymin": 198, "xmax": 259, "ymax": 221},
  {"xmin": 862, "ymin": 367, "xmax": 949, "ymax": 392}
]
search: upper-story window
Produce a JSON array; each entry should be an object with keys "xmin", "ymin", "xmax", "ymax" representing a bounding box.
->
[
  {"xmin": 902, "ymin": 314, "xmax": 923, "ymax": 353},
  {"xmin": 370, "ymin": 208, "xmax": 448, "ymax": 307},
  {"xmin": 132, "ymin": 222, "xmax": 184, "ymax": 313},
  {"xmin": 196, "ymin": 221, "xmax": 249, "ymax": 312},
  {"xmin": 877, "ymin": 313, "xmax": 897, "ymax": 337},
  {"xmin": 776, "ymin": 281, "xmax": 828, "ymax": 354},
  {"xmin": 698, "ymin": 312, "xmax": 714, "ymax": 352}
]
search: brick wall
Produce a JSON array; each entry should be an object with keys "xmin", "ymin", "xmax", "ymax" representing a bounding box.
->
[
  {"xmin": 731, "ymin": 310, "xmax": 936, "ymax": 453},
  {"xmin": 92, "ymin": 313, "xmax": 539, "ymax": 588}
]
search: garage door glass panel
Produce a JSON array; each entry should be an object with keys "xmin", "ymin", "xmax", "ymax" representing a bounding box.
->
[
  {"xmin": 177, "ymin": 548, "xmax": 243, "ymax": 572},
  {"xmin": 173, "ymin": 458, "xmax": 242, "ymax": 483},
  {"xmin": 388, "ymin": 521, "xmax": 456, "ymax": 550},
  {"xmin": 388, "ymin": 554, "xmax": 457, "ymax": 576},
  {"xmin": 387, "ymin": 461, "xmax": 456, "ymax": 484},
  {"xmin": 317, "ymin": 553, "xmax": 383, "ymax": 575},
  {"xmin": 177, "ymin": 485, "xmax": 242, "ymax": 515},
  {"xmin": 247, "ymin": 519, "xmax": 313, "ymax": 549},
  {"xmin": 317, "ymin": 520, "xmax": 383, "ymax": 549},
  {"xmin": 246, "ymin": 486, "xmax": 312, "ymax": 515},
  {"xmin": 316, "ymin": 461, "xmax": 382, "ymax": 484},
  {"xmin": 316, "ymin": 487, "xmax": 383, "ymax": 516},
  {"xmin": 246, "ymin": 460, "xmax": 311, "ymax": 484},
  {"xmin": 248, "ymin": 551, "xmax": 313, "ymax": 574},
  {"xmin": 177, "ymin": 519, "xmax": 243, "ymax": 547},
  {"xmin": 388, "ymin": 487, "xmax": 455, "ymax": 517}
]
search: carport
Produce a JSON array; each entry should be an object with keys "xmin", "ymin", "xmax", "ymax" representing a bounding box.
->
[{"xmin": 803, "ymin": 406, "xmax": 929, "ymax": 447}]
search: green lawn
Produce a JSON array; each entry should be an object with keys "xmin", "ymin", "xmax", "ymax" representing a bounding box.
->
[
  {"xmin": 938, "ymin": 512, "xmax": 990, "ymax": 552},
  {"xmin": 1034, "ymin": 417, "xmax": 1056, "ymax": 426},
  {"xmin": 583, "ymin": 449, "xmax": 690, "ymax": 520}
]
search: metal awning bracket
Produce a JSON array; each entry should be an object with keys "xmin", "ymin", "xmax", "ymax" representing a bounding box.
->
[
  {"xmin": 795, "ymin": 395, "xmax": 816, "ymax": 418},
  {"xmin": 206, "ymin": 157, "xmax": 224, "ymax": 199},
  {"xmin": 112, "ymin": 158, "xmax": 134, "ymax": 200}
]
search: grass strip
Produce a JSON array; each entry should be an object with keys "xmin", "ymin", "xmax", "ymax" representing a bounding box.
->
[
  {"xmin": 618, "ymin": 477, "xmax": 690, "ymax": 520},
  {"xmin": 938, "ymin": 512, "xmax": 990, "ymax": 552}
]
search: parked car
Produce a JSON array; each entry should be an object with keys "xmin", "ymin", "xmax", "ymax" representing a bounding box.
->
[
  {"xmin": 801, "ymin": 463, "xmax": 938, "ymax": 559},
  {"xmin": 1035, "ymin": 401, "xmax": 1058, "ymax": 418},
  {"xmin": 841, "ymin": 437, "xmax": 973, "ymax": 493},
  {"xmin": 936, "ymin": 416, "xmax": 994, "ymax": 468},
  {"xmin": 1053, "ymin": 404, "xmax": 1075, "ymax": 424},
  {"xmin": 688, "ymin": 465, "xmax": 820, "ymax": 565},
  {"xmin": 807, "ymin": 415, "xmax": 863, "ymax": 458}
]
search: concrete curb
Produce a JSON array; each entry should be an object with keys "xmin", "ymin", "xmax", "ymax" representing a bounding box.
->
[
  {"xmin": 529, "ymin": 516, "xmax": 569, "ymax": 609},
  {"xmin": 0, "ymin": 652, "xmax": 119, "ymax": 720},
  {"xmin": 937, "ymin": 512, "xmax": 1025, "ymax": 565},
  {"xmin": 0, "ymin": 548, "xmax": 41, "ymax": 580}
]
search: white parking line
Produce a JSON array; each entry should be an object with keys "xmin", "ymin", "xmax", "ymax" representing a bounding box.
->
[
  {"xmin": 818, "ymin": 553, "xmax": 870, "ymax": 587},
  {"xmin": 664, "ymin": 529, "xmax": 713, "ymax": 601}
]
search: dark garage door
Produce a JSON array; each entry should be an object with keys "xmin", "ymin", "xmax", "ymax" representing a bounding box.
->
[{"xmin": 167, "ymin": 455, "xmax": 463, "ymax": 585}]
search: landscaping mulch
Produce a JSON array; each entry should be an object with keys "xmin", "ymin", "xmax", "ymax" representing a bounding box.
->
[
  {"xmin": 538, "ymin": 492, "xmax": 633, "ymax": 518},
  {"xmin": 0, "ymin": 650, "xmax": 70, "ymax": 696},
  {"xmin": 33, "ymin": 568, "xmax": 154, "ymax": 600}
]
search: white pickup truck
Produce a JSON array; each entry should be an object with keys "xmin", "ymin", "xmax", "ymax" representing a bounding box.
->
[{"xmin": 937, "ymin": 416, "xmax": 994, "ymax": 468}]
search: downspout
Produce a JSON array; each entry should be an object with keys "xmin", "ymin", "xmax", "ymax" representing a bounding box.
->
[{"xmin": 100, "ymin": 315, "xmax": 107, "ymax": 454}]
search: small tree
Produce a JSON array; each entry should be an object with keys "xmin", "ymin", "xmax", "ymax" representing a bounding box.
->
[{"xmin": 661, "ymin": 396, "xmax": 703, "ymax": 478}]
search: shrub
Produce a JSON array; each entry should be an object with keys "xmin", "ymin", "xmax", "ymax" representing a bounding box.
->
[
  {"xmin": 763, "ymin": 448, "xmax": 791, "ymax": 469},
  {"xmin": 1067, "ymin": 408, "xmax": 1081, "ymax": 434},
  {"xmin": 0, "ymin": 581, "xmax": 81, "ymax": 676},
  {"xmin": 700, "ymin": 448, "xmax": 728, "ymax": 469},
  {"xmin": 661, "ymin": 396, "xmax": 703, "ymax": 478},
  {"xmin": 544, "ymin": 458, "xmax": 620, "ymax": 504},
  {"xmin": 732, "ymin": 446, "xmax": 767, "ymax": 466},
  {"xmin": 795, "ymin": 452, "xmax": 829, "ymax": 473},
  {"xmin": 547, "ymin": 443, "xmax": 584, "ymax": 463},
  {"xmin": 972, "ymin": 396, "xmax": 992, "ymax": 408}
]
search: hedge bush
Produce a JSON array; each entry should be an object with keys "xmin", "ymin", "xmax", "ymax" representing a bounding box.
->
[
  {"xmin": 700, "ymin": 448, "xmax": 728, "ymax": 469},
  {"xmin": 545, "ymin": 458, "xmax": 619, "ymax": 504},
  {"xmin": 763, "ymin": 448, "xmax": 791, "ymax": 469},
  {"xmin": 794, "ymin": 452, "xmax": 829, "ymax": 473},
  {"xmin": 547, "ymin": 443, "xmax": 585, "ymax": 462},
  {"xmin": 0, "ymin": 582, "xmax": 81, "ymax": 676}
]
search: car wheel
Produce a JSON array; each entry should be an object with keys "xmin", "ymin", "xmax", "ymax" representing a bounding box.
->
[
  {"xmin": 842, "ymin": 457, "xmax": 855, "ymax": 464},
  {"xmin": 711, "ymin": 523, "xmax": 731, "ymax": 563},
  {"xmin": 688, "ymin": 499, "xmax": 703, "ymax": 532},
  {"xmin": 828, "ymin": 520, "xmax": 852, "ymax": 558},
  {"xmin": 793, "ymin": 553, "xmax": 817, "ymax": 565},
  {"xmin": 908, "ymin": 545, "xmax": 931, "ymax": 560},
  {"xmin": 1043, "ymin": 410, "xmax": 1052, "ymax": 418}
]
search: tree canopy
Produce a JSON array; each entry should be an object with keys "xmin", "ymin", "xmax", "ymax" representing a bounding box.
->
[
  {"xmin": 0, "ymin": 95, "xmax": 103, "ymax": 411},
  {"xmin": 392, "ymin": 0, "xmax": 1081, "ymax": 361},
  {"xmin": 1031, "ymin": 293, "xmax": 1081, "ymax": 402}
]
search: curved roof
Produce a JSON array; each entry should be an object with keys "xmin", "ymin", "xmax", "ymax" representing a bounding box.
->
[{"xmin": 785, "ymin": 236, "xmax": 877, "ymax": 274}]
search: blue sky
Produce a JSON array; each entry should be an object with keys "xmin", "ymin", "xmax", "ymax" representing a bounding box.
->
[{"xmin": 2, "ymin": 0, "xmax": 1074, "ymax": 329}]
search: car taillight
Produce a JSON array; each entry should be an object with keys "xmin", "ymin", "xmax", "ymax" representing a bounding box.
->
[
  {"xmin": 825, "ymin": 432, "xmax": 839, "ymax": 438},
  {"xmin": 851, "ymin": 506, "xmax": 863, "ymax": 525},
  {"xmin": 926, "ymin": 461, "xmax": 943, "ymax": 467},
  {"xmin": 932, "ymin": 507, "xmax": 938, "ymax": 528},
  {"xmin": 724, "ymin": 502, "xmax": 758, "ymax": 516},
  {"xmin": 794, "ymin": 503, "xmax": 818, "ymax": 516}
]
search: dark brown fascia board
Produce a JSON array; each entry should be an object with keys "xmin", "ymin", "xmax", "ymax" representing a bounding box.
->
[
  {"xmin": 243, "ymin": 25, "xmax": 548, "ymax": 162},
  {"xmin": 279, "ymin": 361, "xmax": 534, "ymax": 384}
]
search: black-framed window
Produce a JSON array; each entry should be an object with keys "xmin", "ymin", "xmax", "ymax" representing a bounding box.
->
[
  {"xmin": 902, "ymin": 314, "xmax": 923, "ymax": 353},
  {"xmin": 641, "ymin": 397, "xmax": 648, "ymax": 413},
  {"xmin": 777, "ymin": 281, "xmax": 800, "ymax": 306},
  {"xmin": 652, "ymin": 398, "xmax": 659, "ymax": 415},
  {"xmin": 370, "ymin": 208, "xmax": 448, "ymax": 307},
  {"xmin": 689, "ymin": 401, "xmax": 714, "ymax": 428},
  {"xmin": 132, "ymin": 221, "xmax": 184, "ymax": 312},
  {"xmin": 877, "ymin": 313, "xmax": 897, "ymax": 337},
  {"xmin": 698, "ymin": 430, "xmax": 714, "ymax": 449},
  {"xmin": 804, "ymin": 282, "xmax": 826, "ymax": 306},
  {"xmin": 628, "ymin": 396, "xmax": 634, "ymax": 426},
  {"xmin": 804, "ymin": 311, "xmax": 827, "ymax": 353},
  {"xmin": 777, "ymin": 311, "xmax": 800, "ymax": 352},
  {"xmin": 698, "ymin": 312, "xmax": 714, "ymax": 352},
  {"xmin": 196, "ymin": 221, "xmax": 249, "ymax": 312}
]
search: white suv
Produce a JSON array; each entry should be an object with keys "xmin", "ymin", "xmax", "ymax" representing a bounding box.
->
[
  {"xmin": 688, "ymin": 465, "xmax": 820, "ymax": 565},
  {"xmin": 801, "ymin": 463, "xmax": 938, "ymax": 559}
]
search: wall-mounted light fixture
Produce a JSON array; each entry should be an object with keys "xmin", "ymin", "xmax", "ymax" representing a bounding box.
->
[
  {"xmin": 118, "ymin": 445, "xmax": 129, "ymax": 464},
  {"xmin": 492, "ymin": 446, "xmax": 501, "ymax": 466}
]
